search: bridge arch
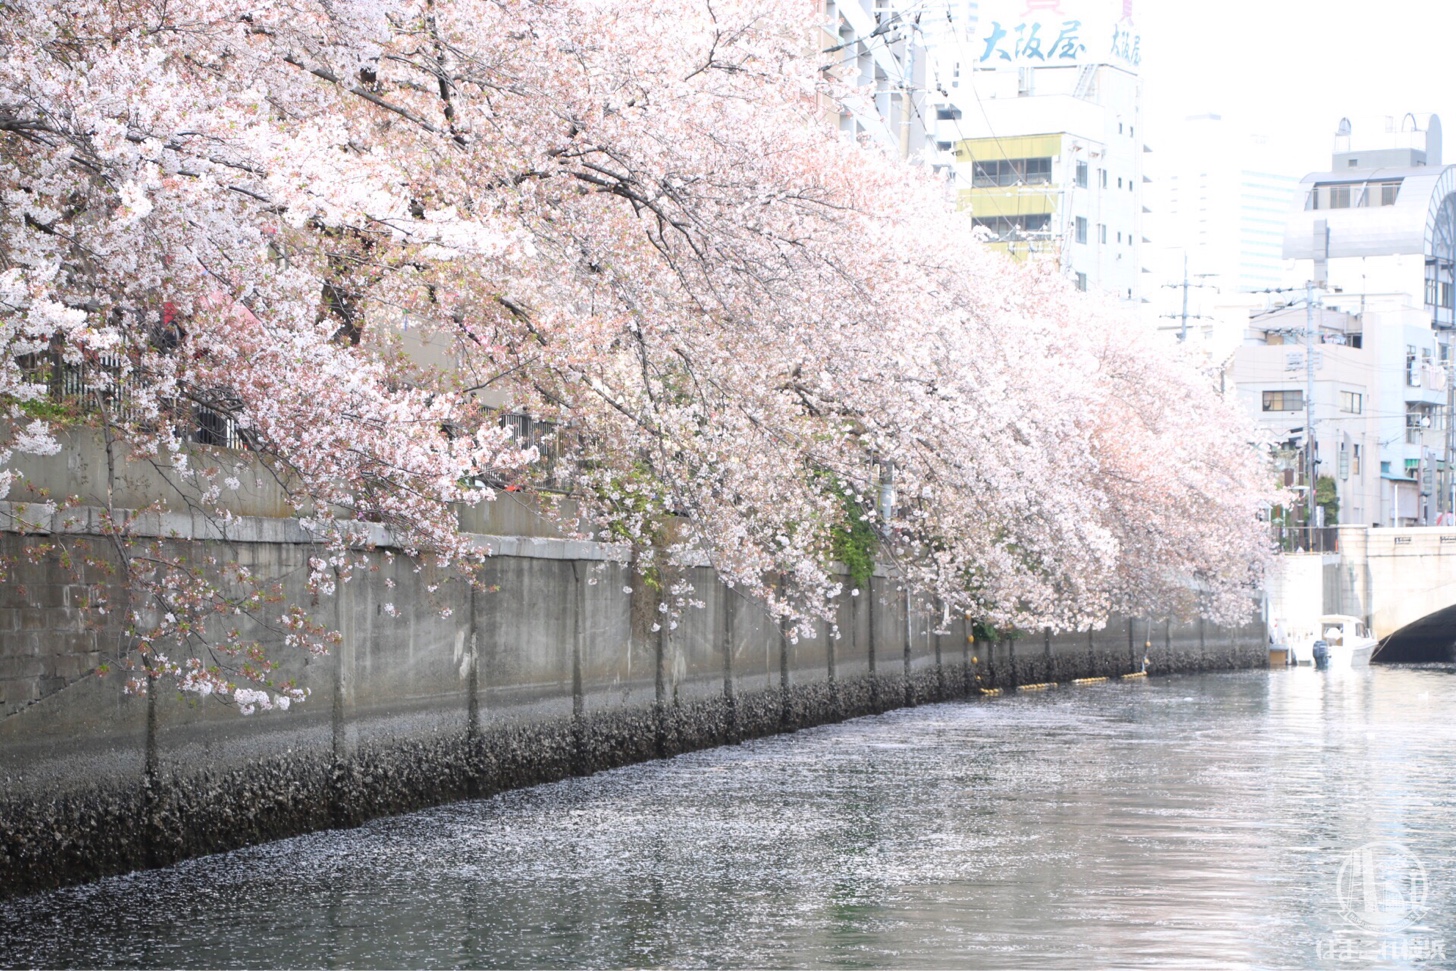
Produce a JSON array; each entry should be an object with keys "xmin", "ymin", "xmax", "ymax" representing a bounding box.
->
[{"xmin": 1374, "ymin": 602, "xmax": 1456, "ymax": 663}]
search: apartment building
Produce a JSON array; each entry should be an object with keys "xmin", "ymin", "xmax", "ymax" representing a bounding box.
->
[
  {"xmin": 820, "ymin": 1, "xmax": 1147, "ymax": 301},
  {"xmin": 1229, "ymin": 114, "xmax": 1456, "ymax": 526}
]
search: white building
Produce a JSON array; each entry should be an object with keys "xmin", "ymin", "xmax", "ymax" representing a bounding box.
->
[
  {"xmin": 920, "ymin": 0, "xmax": 1147, "ymax": 301},
  {"xmin": 820, "ymin": 1, "xmax": 1147, "ymax": 302},
  {"xmin": 1145, "ymin": 115, "xmax": 1300, "ymax": 345},
  {"xmin": 819, "ymin": 1, "xmax": 945, "ymax": 160},
  {"xmin": 1229, "ymin": 114, "xmax": 1456, "ymax": 528}
]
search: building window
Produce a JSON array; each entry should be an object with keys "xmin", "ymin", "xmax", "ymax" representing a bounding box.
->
[
  {"xmin": 1098, "ymin": 223, "xmax": 1107, "ymax": 243},
  {"xmin": 1426, "ymin": 274, "xmax": 1456, "ymax": 310},
  {"xmin": 971, "ymin": 160, "xmax": 1005, "ymax": 187},
  {"xmin": 1117, "ymin": 176, "xmax": 1123, "ymax": 189},
  {"xmin": 1307, "ymin": 179, "xmax": 1401, "ymax": 210},
  {"xmin": 1099, "ymin": 169, "xmax": 1108, "ymax": 188},
  {"xmin": 1075, "ymin": 216, "xmax": 1088, "ymax": 244},
  {"xmin": 1023, "ymin": 157, "xmax": 1051, "ymax": 184},
  {"xmin": 1076, "ymin": 161, "xmax": 1088, "ymax": 188},
  {"xmin": 1339, "ymin": 441, "xmax": 1350, "ymax": 480},
  {"xmin": 1353, "ymin": 444, "xmax": 1361, "ymax": 477},
  {"xmin": 1406, "ymin": 408, "xmax": 1429, "ymax": 444},
  {"xmin": 1262, "ymin": 390, "xmax": 1304, "ymax": 412},
  {"xmin": 1316, "ymin": 184, "xmax": 1345, "ymax": 211},
  {"xmin": 952, "ymin": 61, "xmax": 960, "ymax": 88},
  {"xmin": 972, "ymin": 213, "xmax": 1052, "ymax": 238},
  {"xmin": 1075, "ymin": 272, "xmax": 1087, "ymax": 291},
  {"xmin": 1339, "ymin": 391, "xmax": 1363, "ymax": 414},
  {"xmin": 1116, "ymin": 230, "xmax": 1122, "ymax": 244},
  {"xmin": 971, "ymin": 157, "xmax": 1052, "ymax": 187}
]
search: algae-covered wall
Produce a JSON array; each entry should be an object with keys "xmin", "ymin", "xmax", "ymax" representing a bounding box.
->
[{"xmin": 0, "ymin": 501, "xmax": 1267, "ymax": 898}]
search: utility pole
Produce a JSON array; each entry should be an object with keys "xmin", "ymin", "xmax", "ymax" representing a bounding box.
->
[
  {"xmin": 1180, "ymin": 252, "xmax": 1191, "ymax": 341},
  {"xmin": 1257, "ymin": 282, "xmax": 1325, "ymax": 539},
  {"xmin": 897, "ymin": 12, "xmax": 918, "ymax": 162},
  {"xmin": 1305, "ymin": 280, "xmax": 1317, "ymax": 534},
  {"xmin": 1159, "ymin": 252, "xmax": 1214, "ymax": 340},
  {"xmin": 1448, "ymin": 254, "xmax": 1456, "ymax": 522},
  {"xmin": 1447, "ymin": 347, "xmax": 1454, "ymax": 522}
]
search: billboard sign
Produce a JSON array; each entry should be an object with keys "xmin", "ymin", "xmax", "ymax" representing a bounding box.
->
[{"xmin": 974, "ymin": 0, "xmax": 1141, "ymax": 71}]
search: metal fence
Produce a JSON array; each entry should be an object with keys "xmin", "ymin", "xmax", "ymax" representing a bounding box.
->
[
  {"xmin": 18, "ymin": 347, "xmax": 570, "ymax": 484},
  {"xmin": 17, "ymin": 348, "xmax": 245, "ymax": 450},
  {"xmin": 498, "ymin": 412, "xmax": 563, "ymax": 487},
  {"xmin": 1271, "ymin": 524, "xmax": 1340, "ymax": 553}
]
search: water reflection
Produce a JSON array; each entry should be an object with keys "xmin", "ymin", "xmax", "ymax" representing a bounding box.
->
[{"xmin": 3, "ymin": 668, "xmax": 1455, "ymax": 968}]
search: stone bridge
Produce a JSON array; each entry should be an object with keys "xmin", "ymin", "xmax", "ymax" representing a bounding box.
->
[{"xmin": 1293, "ymin": 526, "xmax": 1456, "ymax": 662}]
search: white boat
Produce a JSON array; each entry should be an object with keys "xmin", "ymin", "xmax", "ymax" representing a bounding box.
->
[{"xmin": 1314, "ymin": 614, "xmax": 1377, "ymax": 667}]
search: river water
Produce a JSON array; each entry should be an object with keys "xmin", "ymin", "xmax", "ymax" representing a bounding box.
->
[{"xmin": 4, "ymin": 667, "xmax": 1455, "ymax": 969}]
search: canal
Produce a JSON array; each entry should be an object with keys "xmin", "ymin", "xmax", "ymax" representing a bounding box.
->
[{"xmin": 3, "ymin": 667, "xmax": 1454, "ymax": 968}]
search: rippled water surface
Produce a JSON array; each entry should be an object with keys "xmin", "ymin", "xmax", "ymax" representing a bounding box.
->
[{"xmin": 5, "ymin": 668, "xmax": 1456, "ymax": 968}]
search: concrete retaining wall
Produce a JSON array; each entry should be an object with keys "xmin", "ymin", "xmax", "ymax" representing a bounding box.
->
[{"xmin": 0, "ymin": 504, "xmax": 1268, "ymax": 899}]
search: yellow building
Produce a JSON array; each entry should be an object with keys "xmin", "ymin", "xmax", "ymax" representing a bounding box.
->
[{"xmin": 953, "ymin": 134, "xmax": 1065, "ymax": 262}]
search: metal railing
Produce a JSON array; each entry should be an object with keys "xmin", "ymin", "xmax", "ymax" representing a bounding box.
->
[
  {"xmin": 18, "ymin": 347, "xmax": 571, "ymax": 483},
  {"xmin": 498, "ymin": 412, "xmax": 564, "ymax": 488},
  {"xmin": 17, "ymin": 348, "xmax": 245, "ymax": 450},
  {"xmin": 1271, "ymin": 524, "xmax": 1340, "ymax": 553}
]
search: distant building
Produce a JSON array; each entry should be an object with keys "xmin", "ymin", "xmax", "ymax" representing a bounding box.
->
[
  {"xmin": 923, "ymin": 0, "xmax": 1147, "ymax": 301},
  {"xmin": 818, "ymin": 1, "xmax": 940, "ymax": 159},
  {"xmin": 1228, "ymin": 114, "xmax": 1456, "ymax": 528},
  {"xmin": 1145, "ymin": 115, "xmax": 1300, "ymax": 343},
  {"xmin": 819, "ymin": 1, "xmax": 1147, "ymax": 302}
]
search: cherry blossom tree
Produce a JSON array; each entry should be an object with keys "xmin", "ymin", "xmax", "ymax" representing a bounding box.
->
[{"xmin": 0, "ymin": 0, "xmax": 1276, "ymax": 708}]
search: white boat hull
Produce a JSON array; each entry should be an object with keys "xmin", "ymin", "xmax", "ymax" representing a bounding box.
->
[{"xmin": 1323, "ymin": 639, "xmax": 1375, "ymax": 667}]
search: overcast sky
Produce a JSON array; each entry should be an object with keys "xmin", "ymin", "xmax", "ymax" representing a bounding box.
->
[{"xmin": 1136, "ymin": 0, "xmax": 1456, "ymax": 176}]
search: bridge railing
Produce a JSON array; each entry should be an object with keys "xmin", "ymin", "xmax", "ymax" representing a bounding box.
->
[{"xmin": 1271, "ymin": 524, "xmax": 1340, "ymax": 553}]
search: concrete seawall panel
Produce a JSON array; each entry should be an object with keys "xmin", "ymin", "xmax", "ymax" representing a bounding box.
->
[{"xmin": 0, "ymin": 520, "xmax": 1267, "ymax": 899}]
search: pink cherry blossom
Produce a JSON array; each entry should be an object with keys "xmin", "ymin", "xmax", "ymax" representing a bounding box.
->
[{"xmin": 0, "ymin": 0, "xmax": 1276, "ymax": 708}]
